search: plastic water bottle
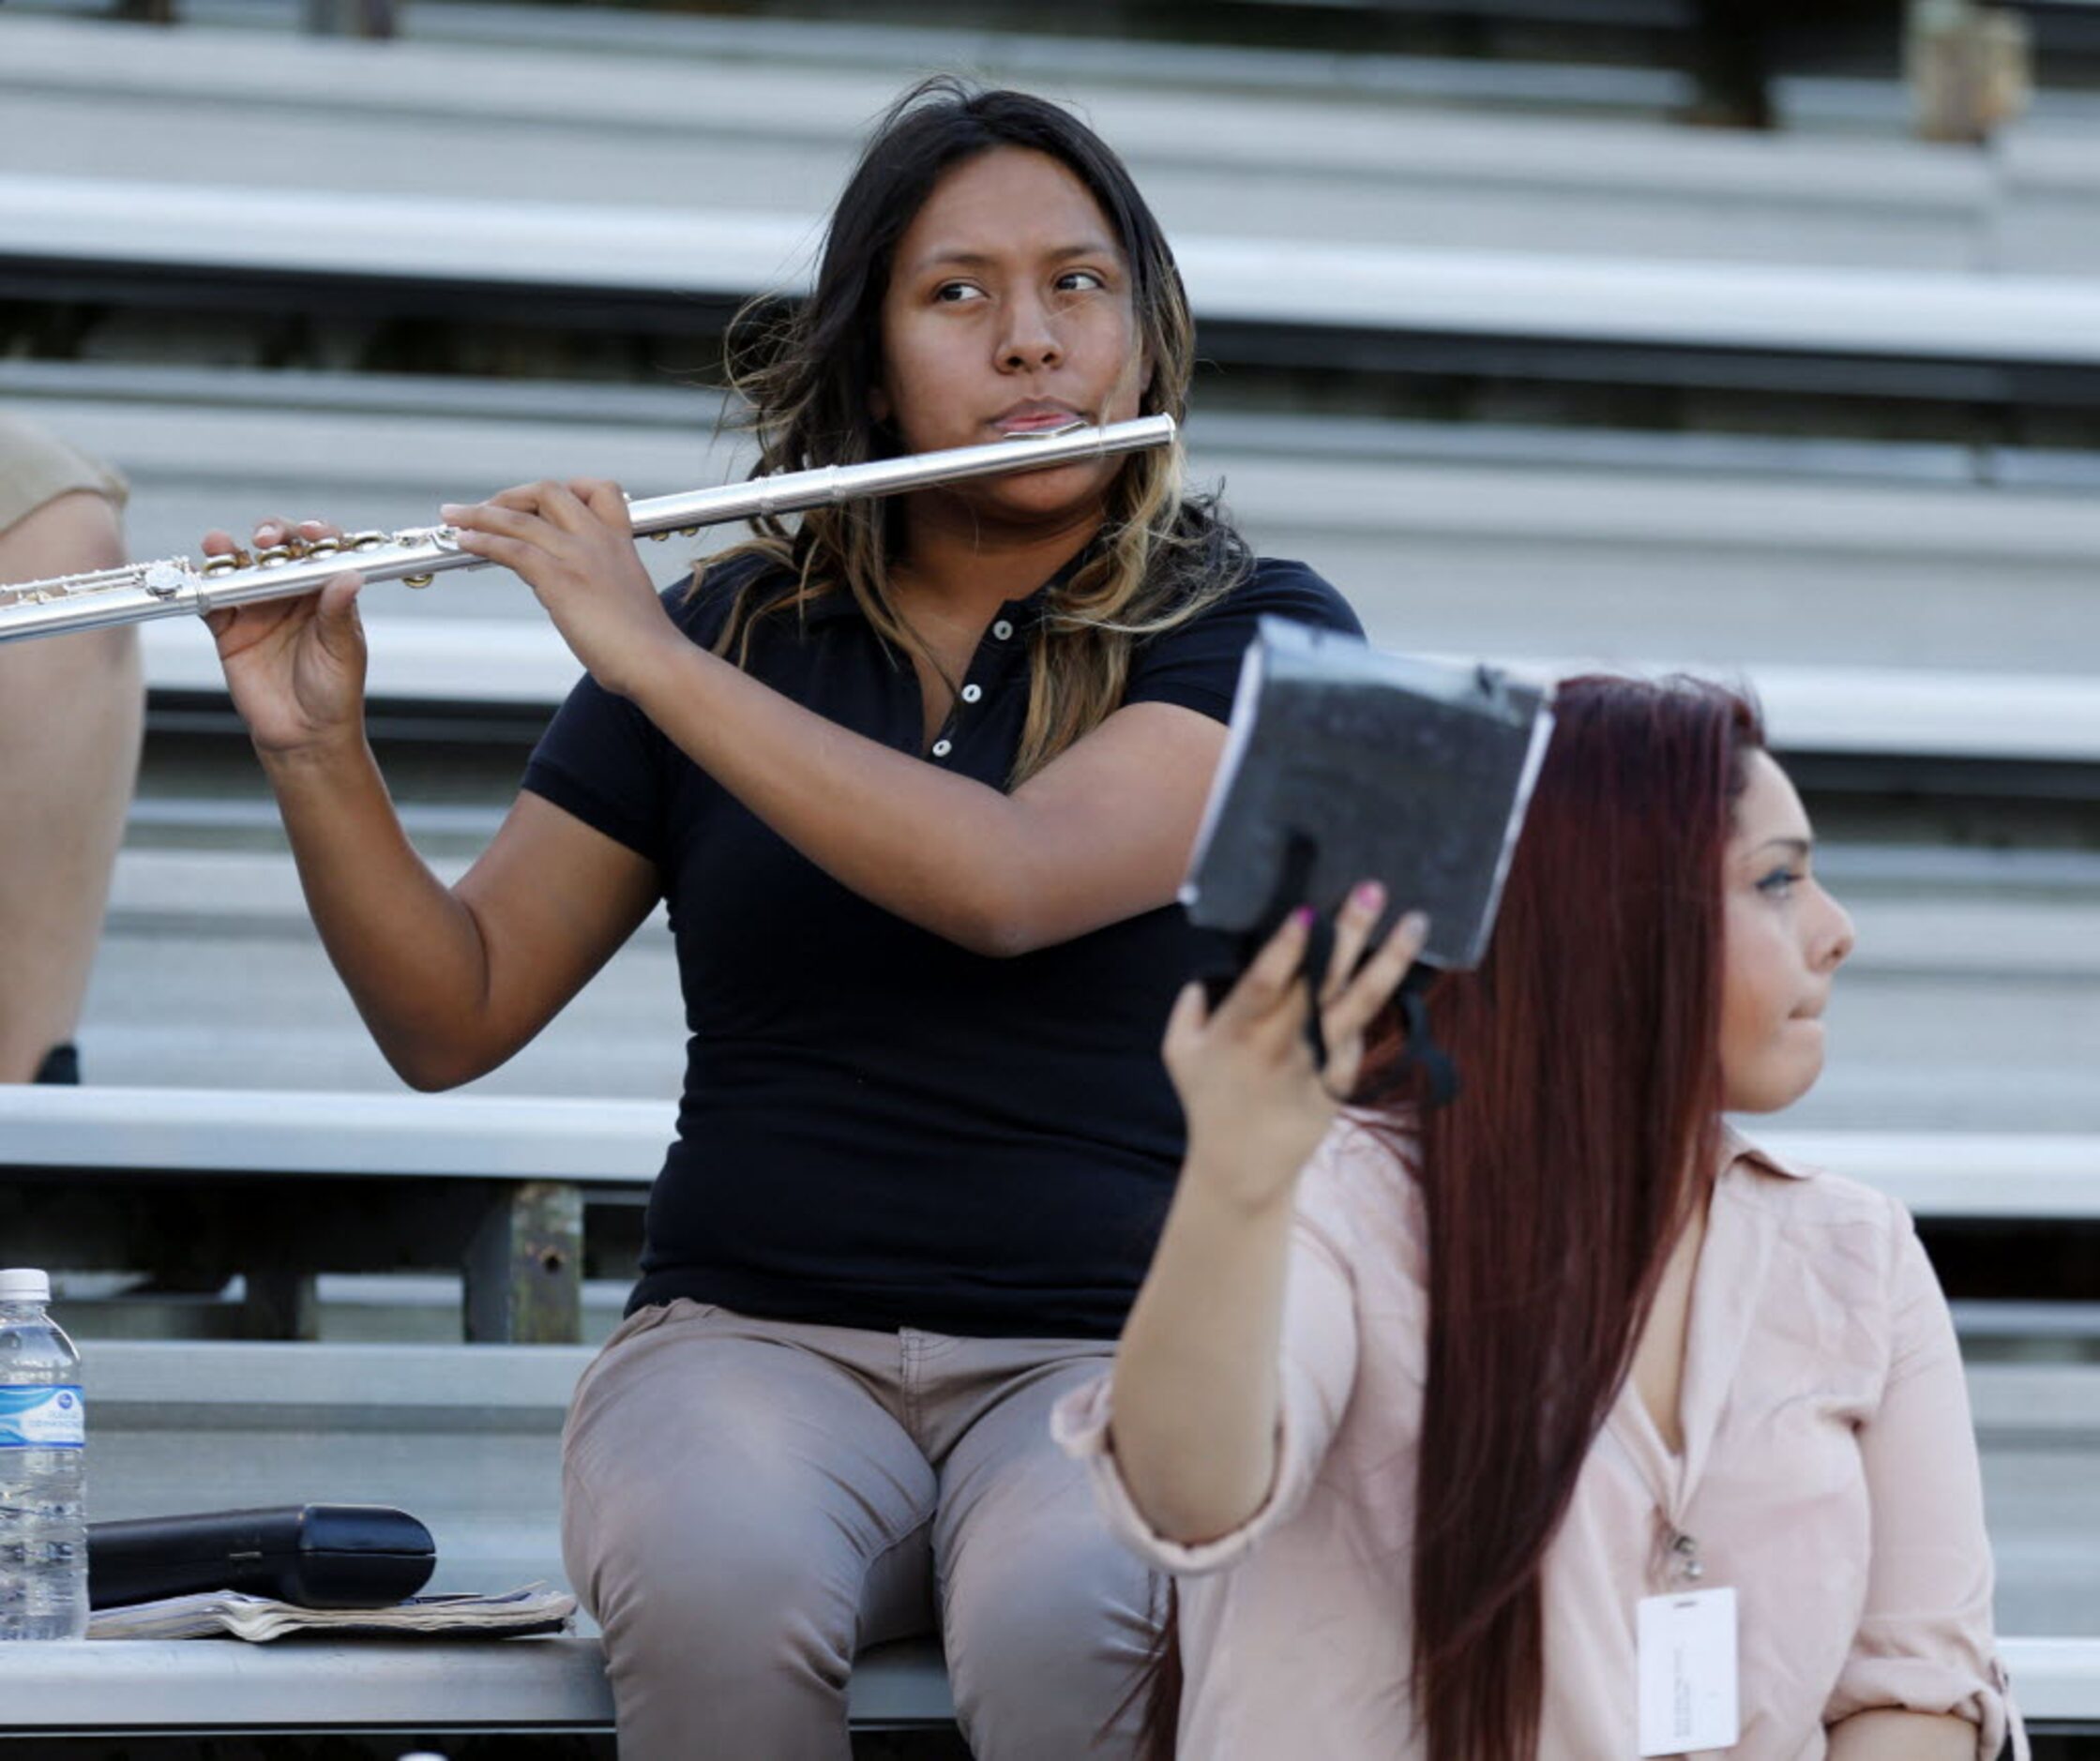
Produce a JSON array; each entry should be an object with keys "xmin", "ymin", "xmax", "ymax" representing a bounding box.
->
[{"xmin": 0, "ymin": 1270, "xmax": 88, "ymax": 1640}]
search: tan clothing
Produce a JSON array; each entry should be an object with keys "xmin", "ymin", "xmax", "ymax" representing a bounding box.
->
[
  {"xmin": 564, "ymin": 1298, "xmax": 1153, "ymax": 1761},
  {"xmin": 1056, "ymin": 1122, "xmax": 2024, "ymax": 1760},
  {"xmin": 0, "ymin": 414, "xmax": 128, "ymax": 535}
]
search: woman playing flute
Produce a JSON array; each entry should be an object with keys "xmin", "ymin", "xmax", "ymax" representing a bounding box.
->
[{"xmin": 200, "ymin": 78, "xmax": 1357, "ymax": 1758}]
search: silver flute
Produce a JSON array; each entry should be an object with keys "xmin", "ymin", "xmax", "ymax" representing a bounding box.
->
[{"xmin": 0, "ymin": 414, "xmax": 1177, "ymax": 646}]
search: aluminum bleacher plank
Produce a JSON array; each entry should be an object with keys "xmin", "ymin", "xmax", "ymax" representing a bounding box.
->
[
  {"xmin": 1754, "ymin": 1134, "xmax": 2100, "ymax": 1221},
  {"xmin": 4, "ymin": 168, "xmax": 2083, "ymax": 369},
  {"xmin": 75, "ymin": 1338, "xmax": 2100, "ymax": 1435},
  {"xmin": 9, "ymin": 382, "xmax": 2090, "ymax": 690},
  {"xmin": 6, "ymin": 168, "xmax": 2097, "ymax": 365},
  {"xmin": 12, "ymin": 359, "xmax": 2052, "ymax": 487},
  {"xmin": 74, "ymin": 844, "xmax": 2100, "ymax": 1132},
  {"xmin": 73, "ymin": 949, "xmax": 2100, "ymax": 1131},
  {"xmin": 8, "ymin": 365, "xmax": 2093, "ymax": 691},
  {"xmin": 0, "ymin": 1635, "xmax": 622, "ymax": 1731},
  {"xmin": 128, "ymin": 616, "xmax": 2100, "ymax": 765},
  {"xmin": 0, "ymin": 173, "xmax": 815, "ymax": 302},
  {"xmin": 98, "ymin": 843, "xmax": 2100, "ymax": 979},
  {"xmin": 0, "ymin": 1085, "xmax": 672, "ymax": 1183},
  {"xmin": 0, "ymin": 1633, "xmax": 2085, "ymax": 1733},
  {"xmin": 4, "ymin": 1085, "xmax": 2092, "ymax": 1219},
  {"xmin": 0, "ymin": 1633, "xmax": 952, "ymax": 1731},
  {"xmin": 57, "ymin": 1339, "xmax": 2100, "ymax": 1648},
  {"xmin": 84, "ymin": 1337, "xmax": 593, "ymax": 1414},
  {"xmin": 0, "ymin": 8, "xmax": 1997, "ymax": 271},
  {"xmin": 2007, "ymin": 1637, "xmax": 2100, "ymax": 1723}
]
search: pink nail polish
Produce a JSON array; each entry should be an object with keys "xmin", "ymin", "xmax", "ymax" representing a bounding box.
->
[
  {"xmin": 1352, "ymin": 880, "xmax": 1385, "ymax": 910},
  {"xmin": 1292, "ymin": 906, "xmax": 1316, "ymax": 928}
]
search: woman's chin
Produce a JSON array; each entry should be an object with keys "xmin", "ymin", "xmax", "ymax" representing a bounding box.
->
[{"xmin": 1723, "ymin": 1036, "xmax": 1826, "ymax": 1115}]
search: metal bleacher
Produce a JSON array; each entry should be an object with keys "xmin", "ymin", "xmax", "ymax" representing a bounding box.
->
[
  {"xmin": 4, "ymin": 359, "xmax": 2096, "ymax": 752},
  {"xmin": 1, "ymin": 353, "xmax": 2089, "ymax": 1145},
  {"xmin": 3, "ymin": 1, "xmax": 2099, "ymax": 271},
  {"xmin": 1, "ymin": 0, "xmax": 2096, "ymax": 1748},
  {"xmin": 0, "ymin": 1325, "xmax": 2088, "ymax": 1736}
]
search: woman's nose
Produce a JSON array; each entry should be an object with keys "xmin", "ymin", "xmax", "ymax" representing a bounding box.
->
[
  {"xmin": 1000, "ymin": 295, "xmax": 1062, "ymax": 371},
  {"xmin": 1816, "ymin": 888, "xmax": 1857, "ymax": 972}
]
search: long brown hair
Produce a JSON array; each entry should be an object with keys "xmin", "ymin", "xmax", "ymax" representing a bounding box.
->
[
  {"xmin": 705, "ymin": 76, "xmax": 1246, "ymax": 787},
  {"xmin": 1135, "ymin": 675, "xmax": 1763, "ymax": 1759}
]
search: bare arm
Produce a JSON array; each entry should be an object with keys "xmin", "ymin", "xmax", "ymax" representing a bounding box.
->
[
  {"xmin": 1110, "ymin": 895, "xmax": 1424, "ymax": 1543},
  {"xmin": 1110, "ymin": 1148, "xmax": 1299, "ymax": 1544},
  {"xmin": 265, "ymin": 740, "xmax": 657, "ymax": 1089},
  {"xmin": 0, "ymin": 491, "xmax": 142, "ymax": 1079},
  {"xmin": 446, "ymin": 479, "xmax": 1229, "ymax": 956},
  {"xmin": 627, "ymin": 643, "xmax": 1220, "ymax": 956},
  {"xmin": 202, "ymin": 527, "xmax": 657, "ymax": 1090},
  {"xmin": 1824, "ymin": 1710, "xmax": 1976, "ymax": 1761}
]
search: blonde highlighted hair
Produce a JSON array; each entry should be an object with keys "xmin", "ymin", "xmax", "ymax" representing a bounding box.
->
[{"xmin": 699, "ymin": 77, "xmax": 1247, "ymax": 787}]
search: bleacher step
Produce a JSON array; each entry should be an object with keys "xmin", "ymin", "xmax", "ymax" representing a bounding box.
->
[{"xmin": 55, "ymin": 1339, "xmax": 2100, "ymax": 1639}]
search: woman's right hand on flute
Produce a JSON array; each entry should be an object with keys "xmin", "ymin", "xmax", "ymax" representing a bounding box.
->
[{"xmin": 199, "ymin": 518, "xmax": 369, "ymax": 760}]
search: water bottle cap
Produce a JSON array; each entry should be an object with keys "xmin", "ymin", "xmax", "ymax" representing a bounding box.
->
[{"xmin": 0, "ymin": 1268, "xmax": 52, "ymax": 1303}]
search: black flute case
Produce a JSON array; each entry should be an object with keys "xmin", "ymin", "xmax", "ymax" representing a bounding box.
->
[{"xmin": 87, "ymin": 1503, "xmax": 437, "ymax": 1609}]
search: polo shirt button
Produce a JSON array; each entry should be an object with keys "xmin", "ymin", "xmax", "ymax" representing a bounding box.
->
[
  {"xmin": 931, "ymin": 738, "xmax": 953, "ymax": 758},
  {"xmin": 960, "ymin": 684, "xmax": 983, "ymax": 704},
  {"xmin": 991, "ymin": 619, "xmax": 1014, "ymax": 641}
]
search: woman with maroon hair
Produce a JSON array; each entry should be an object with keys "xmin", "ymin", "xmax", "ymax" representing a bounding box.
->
[{"xmin": 1058, "ymin": 675, "xmax": 2023, "ymax": 1759}]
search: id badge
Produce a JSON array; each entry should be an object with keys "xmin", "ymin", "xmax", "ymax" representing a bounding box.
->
[{"xmin": 1637, "ymin": 1586, "xmax": 1739, "ymax": 1756}]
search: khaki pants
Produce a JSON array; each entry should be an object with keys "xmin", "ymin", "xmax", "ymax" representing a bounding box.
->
[{"xmin": 561, "ymin": 1298, "xmax": 1154, "ymax": 1759}]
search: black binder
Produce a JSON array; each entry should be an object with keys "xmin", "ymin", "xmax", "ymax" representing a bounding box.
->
[
  {"xmin": 87, "ymin": 1503, "xmax": 437, "ymax": 1610},
  {"xmin": 1182, "ymin": 617, "xmax": 1554, "ymax": 973}
]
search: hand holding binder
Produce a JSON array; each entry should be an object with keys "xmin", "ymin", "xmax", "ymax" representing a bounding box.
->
[
  {"xmin": 1182, "ymin": 617, "xmax": 1554, "ymax": 974},
  {"xmin": 1180, "ymin": 618, "xmax": 1554, "ymax": 1092}
]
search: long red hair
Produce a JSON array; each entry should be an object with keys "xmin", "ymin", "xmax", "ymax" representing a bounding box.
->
[{"xmin": 1133, "ymin": 675, "xmax": 1763, "ymax": 1760}]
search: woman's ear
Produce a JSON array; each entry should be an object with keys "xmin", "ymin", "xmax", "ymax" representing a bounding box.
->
[{"xmin": 868, "ymin": 383, "xmax": 893, "ymax": 427}]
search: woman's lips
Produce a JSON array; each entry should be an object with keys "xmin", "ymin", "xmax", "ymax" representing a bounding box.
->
[{"xmin": 993, "ymin": 404, "xmax": 1086, "ymax": 434}]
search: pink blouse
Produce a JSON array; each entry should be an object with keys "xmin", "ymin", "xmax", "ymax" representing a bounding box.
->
[{"xmin": 1055, "ymin": 1121, "xmax": 2025, "ymax": 1759}]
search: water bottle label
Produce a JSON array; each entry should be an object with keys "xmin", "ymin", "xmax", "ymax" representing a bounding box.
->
[{"xmin": 0, "ymin": 1385, "xmax": 84, "ymax": 1448}]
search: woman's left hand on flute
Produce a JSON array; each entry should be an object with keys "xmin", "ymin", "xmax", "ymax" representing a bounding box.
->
[{"xmin": 441, "ymin": 480, "xmax": 677, "ymax": 700}]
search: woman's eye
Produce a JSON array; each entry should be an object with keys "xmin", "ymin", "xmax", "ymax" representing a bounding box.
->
[
  {"xmin": 1056, "ymin": 268, "xmax": 1108, "ymax": 294},
  {"xmin": 1756, "ymin": 869, "xmax": 1803, "ymax": 897},
  {"xmin": 933, "ymin": 282, "xmax": 987, "ymax": 304}
]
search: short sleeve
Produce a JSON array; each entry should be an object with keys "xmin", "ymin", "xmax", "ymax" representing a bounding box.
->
[
  {"xmin": 1123, "ymin": 557, "xmax": 1363, "ymax": 726},
  {"xmin": 1823, "ymin": 1202, "xmax": 2027, "ymax": 1759},
  {"xmin": 1052, "ymin": 1201, "xmax": 1361, "ymax": 1578},
  {"xmin": 0, "ymin": 414, "xmax": 128, "ymax": 534},
  {"xmin": 520, "ymin": 563, "xmax": 764, "ymax": 863},
  {"xmin": 521, "ymin": 668, "xmax": 672, "ymax": 865}
]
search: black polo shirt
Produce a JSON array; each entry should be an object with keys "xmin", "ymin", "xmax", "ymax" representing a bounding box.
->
[{"xmin": 522, "ymin": 550, "xmax": 1361, "ymax": 1338}]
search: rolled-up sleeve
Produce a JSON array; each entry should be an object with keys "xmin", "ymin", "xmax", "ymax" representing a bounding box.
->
[
  {"xmin": 1824, "ymin": 1204, "xmax": 2026, "ymax": 1759},
  {"xmin": 1052, "ymin": 1211, "xmax": 1360, "ymax": 1577}
]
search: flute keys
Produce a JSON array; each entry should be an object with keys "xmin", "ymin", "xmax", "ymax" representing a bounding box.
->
[{"xmin": 403, "ymin": 575, "xmax": 434, "ymax": 589}]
